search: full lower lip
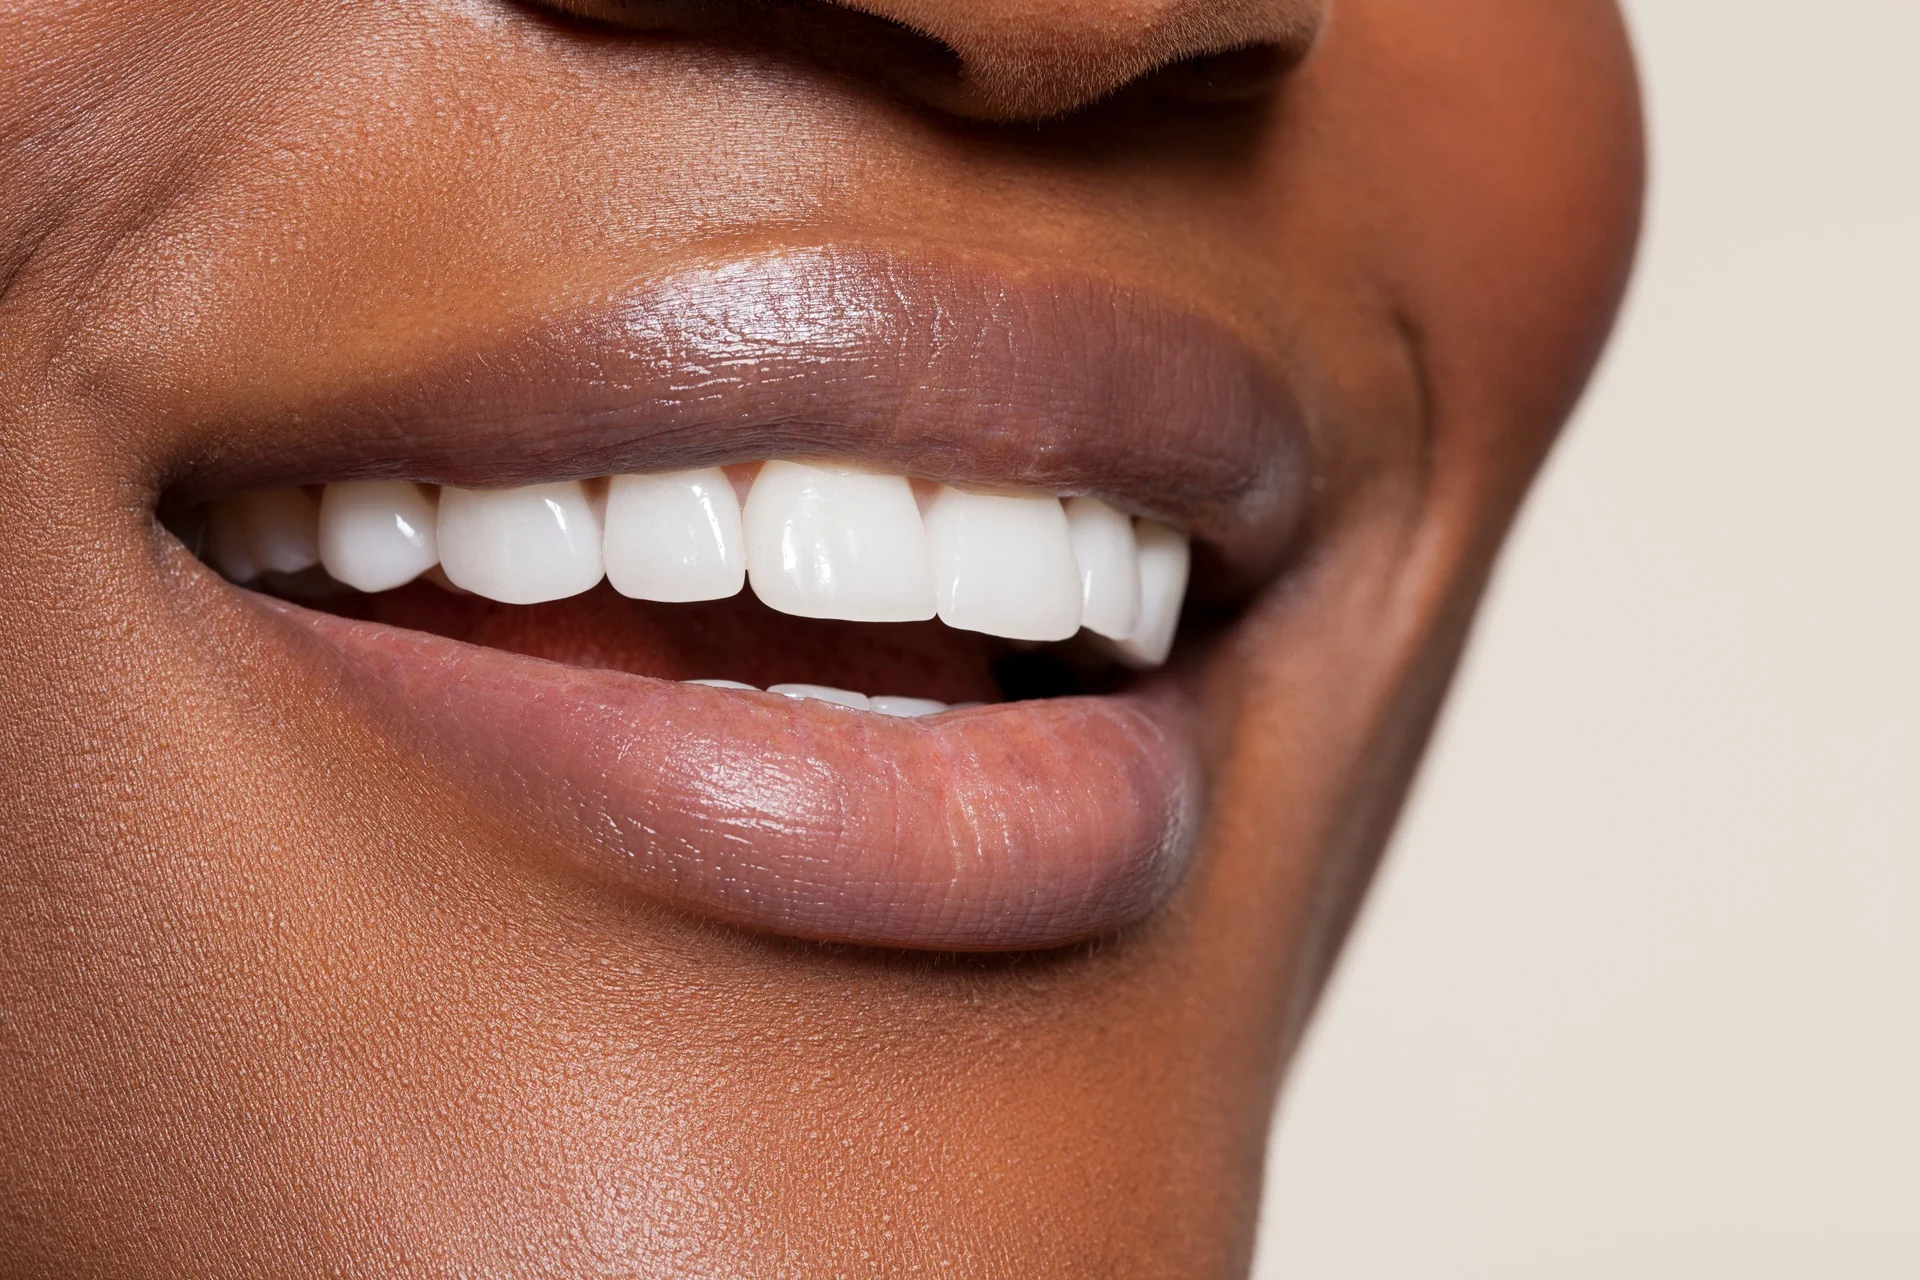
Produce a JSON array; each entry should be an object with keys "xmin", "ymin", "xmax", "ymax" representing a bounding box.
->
[
  {"xmin": 164, "ymin": 241, "xmax": 1308, "ymax": 951},
  {"xmin": 267, "ymin": 596, "xmax": 1203, "ymax": 952}
]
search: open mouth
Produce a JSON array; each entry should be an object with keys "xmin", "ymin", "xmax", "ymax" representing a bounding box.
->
[
  {"xmin": 187, "ymin": 464, "xmax": 1189, "ymax": 711},
  {"xmin": 157, "ymin": 244, "xmax": 1309, "ymax": 954}
]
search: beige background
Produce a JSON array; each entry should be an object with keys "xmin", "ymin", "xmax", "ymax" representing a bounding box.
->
[{"xmin": 1253, "ymin": 0, "xmax": 1920, "ymax": 1273}]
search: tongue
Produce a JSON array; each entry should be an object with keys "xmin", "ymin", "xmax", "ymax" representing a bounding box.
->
[{"xmin": 325, "ymin": 581, "xmax": 1003, "ymax": 703}]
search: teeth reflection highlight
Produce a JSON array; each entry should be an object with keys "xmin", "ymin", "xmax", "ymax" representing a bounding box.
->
[
  {"xmin": 438, "ymin": 481, "xmax": 604, "ymax": 604},
  {"xmin": 1114, "ymin": 521, "xmax": 1191, "ymax": 668},
  {"xmin": 604, "ymin": 468, "xmax": 745, "ymax": 602},
  {"xmin": 923, "ymin": 487, "xmax": 1083, "ymax": 642},
  {"xmin": 318, "ymin": 481, "xmax": 439, "ymax": 592},
  {"xmin": 769, "ymin": 683, "xmax": 871, "ymax": 710},
  {"xmin": 744, "ymin": 462, "xmax": 935, "ymax": 623},
  {"xmin": 1064, "ymin": 497, "xmax": 1141, "ymax": 641}
]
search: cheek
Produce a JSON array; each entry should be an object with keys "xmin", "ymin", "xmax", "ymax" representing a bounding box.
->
[{"xmin": 1287, "ymin": 0, "xmax": 1644, "ymax": 487}]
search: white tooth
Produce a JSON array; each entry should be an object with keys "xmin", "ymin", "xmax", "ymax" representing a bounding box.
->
[
  {"xmin": 870, "ymin": 696, "xmax": 949, "ymax": 718},
  {"xmin": 204, "ymin": 498, "xmax": 260, "ymax": 582},
  {"xmin": 239, "ymin": 488, "xmax": 321, "ymax": 574},
  {"xmin": 317, "ymin": 480, "xmax": 439, "ymax": 592},
  {"xmin": 922, "ymin": 487, "xmax": 1082, "ymax": 642},
  {"xmin": 687, "ymin": 679, "xmax": 759, "ymax": 690},
  {"xmin": 743, "ymin": 462, "xmax": 935, "ymax": 622},
  {"xmin": 604, "ymin": 468, "xmax": 745, "ymax": 602},
  {"xmin": 1113, "ymin": 521, "xmax": 1191, "ymax": 668},
  {"xmin": 769, "ymin": 683, "xmax": 871, "ymax": 710},
  {"xmin": 437, "ymin": 481, "xmax": 604, "ymax": 604},
  {"xmin": 1064, "ymin": 497, "xmax": 1141, "ymax": 641}
]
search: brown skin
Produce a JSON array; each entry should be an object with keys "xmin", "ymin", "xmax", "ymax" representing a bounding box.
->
[{"xmin": 0, "ymin": 0, "xmax": 1641, "ymax": 1275}]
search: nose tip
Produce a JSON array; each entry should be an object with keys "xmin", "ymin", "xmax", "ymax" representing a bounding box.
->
[{"xmin": 840, "ymin": 0, "xmax": 1326, "ymax": 120}]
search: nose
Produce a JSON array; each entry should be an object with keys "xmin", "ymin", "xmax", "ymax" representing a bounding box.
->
[
  {"xmin": 830, "ymin": 0, "xmax": 1325, "ymax": 118},
  {"xmin": 538, "ymin": 0, "xmax": 1326, "ymax": 121}
]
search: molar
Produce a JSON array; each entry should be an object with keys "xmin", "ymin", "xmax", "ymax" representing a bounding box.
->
[
  {"xmin": 208, "ymin": 488, "xmax": 320, "ymax": 581},
  {"xmin": 246, "ymin": 489, "xmax": 323, "ymax": 575},
  {"xmin": 318, "ymin": 480, "xmax": 439, "ymax": 592},
  {"xmin": 743, "ymin": 462, "xmax": 936, "ymax": 623},
  {"xmin": 1113, "ymin": 521, "xmax": 1191, "ymax": 668},
  {"xmin": 603, "ymin": 468, "xmax": 745, "ymax": 602},
  {"xmin": 1063, "ymin": 497, "xmax": 1141, "ymax": 641},
  {"xmin": 922, "ymin": 486, "xmax": 1082, "ymax": 642},
  {"xmin": 204, "ymin": 498, "xmax": 261, "ymax": 583},
  {"xmin": 437, "ymin": 481, "xmax": 604, "ymax": 604}
]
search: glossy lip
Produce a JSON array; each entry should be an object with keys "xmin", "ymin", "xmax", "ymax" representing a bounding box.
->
[
  {"xmin": 268, "ymin": 598, "xmax": 1202, "ymax": 951},
  {"xmin": 174, "ymin": 243, "xmax": 1311, "ymax": 951},
  {"xmin": 164, "ymin": 243, "xmax": 1309, "ymax": 592}
]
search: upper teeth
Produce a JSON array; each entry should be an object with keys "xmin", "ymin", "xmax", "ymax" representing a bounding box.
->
[{"xmin": 198, "ymin": 463, "xmax": 1191, "ymax": 664}]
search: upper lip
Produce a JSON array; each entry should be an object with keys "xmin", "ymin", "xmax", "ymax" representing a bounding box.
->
[{"xmin": 160, "ymin": 242, "xmax": 1310, "ymax": 589}]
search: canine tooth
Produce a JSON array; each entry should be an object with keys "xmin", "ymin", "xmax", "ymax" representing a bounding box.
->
[
  {"xmin": 744, "ymin": 462, "xmax": 935, "ymax": 622},
  {"xmin": 318, "ymin": 480, "xmax": 439, "ymax": 592},
  {"xmin": 769, "ymin": 683, "xmax": 871, "ymax": 710},
  {"xmin": 687, "ymin": 679, "xmax": 759, "ymax": 690},
  {"xmin": 437, "ymin": 481, "xmax": 604, "ymax": 604},
  {"xmin": 1064, "ymin": 497, "xmax": 1141, "ymax": 640},
  {"xmin": 204, "ymin": 498, "xmax": 260, "ymax": 582},
  {"xmin": 870, "ymin": 696, "xmax": 949, "ymax": 718},
  {"xmin": 604, "ymin": 468, "xmax": 745, "ymax": 602},
  {"xmin": 238, "ymin": 488, "xmax": 321, "ymax": 575},
  {"xmin": 923, "ymin": 487, "xmax": 1082, "ymax": 642},
  {"xmin": 1113, "ymin": 521, "xmax": 1190, "ymax": 668}
]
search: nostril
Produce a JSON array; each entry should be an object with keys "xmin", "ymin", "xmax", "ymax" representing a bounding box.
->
[
  {"xmin": 517, "ymin": 0, "xmax": 1324, "ymax": 123},
  {"xmin": 520, "ymin": 0, "xmax": 968, "ymax": 107},
  {"xmin": 1138, "ymin": 42, "xmax": 1306, "ymax": 109},
  {"xmin": 840, "ymin": 0, "xmax": 1327, "ymax": 121}
]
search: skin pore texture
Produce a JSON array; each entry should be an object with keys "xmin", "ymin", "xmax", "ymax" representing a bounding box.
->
[{"xmin": 0, "ymin": 0, "xmax": 1641, "ymax": 1274}]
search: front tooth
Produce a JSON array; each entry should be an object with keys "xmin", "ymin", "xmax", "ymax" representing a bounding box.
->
[
  {"xmin": 687, "ymin": 679, "xmax": 759, "ymax": 690},
  {"xmin": 743, "ymin": 462, "xmax": 935, "ymax": 622},
  {"xmin": 922, "ymin": 487, "xmax": 1082, "ymax": 642},
  {"xmin": 437, "ymin": 481, "xmax": 604, "ymax": 604},
  {"xmin": 870, "ymin": 696, "xmax": 949, "ymax": 718},
  {"xmin": 1113, "ymin": 521, "xmax": 1191, "ymax": 668},
  {"xmin": 239, "ymin": 488, "xmax": 321, "ymax": 575},
  {"xmin": 318, "ymin": 480, "xmax": 439, "ymax": 592},
  {"xmin": 769, "ymin": 683, "xmax": 871, "ymax": 710},
  {"xmin": 604, "ymin": 468, "xmax": 745, "ymax": 602},
  {"xmin": 1064, "ymin": 497, "xmax": 1141, "ymax": 640}
]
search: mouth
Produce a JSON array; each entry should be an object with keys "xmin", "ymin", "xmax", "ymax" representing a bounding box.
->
[{"xmin": 160, "ymin": 243, "xmax": 1309, "ymax": 952}]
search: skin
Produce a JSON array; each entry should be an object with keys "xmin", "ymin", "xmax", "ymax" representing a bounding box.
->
[{"xmin": 0, "ymin": 0, "xmax": 1641, "ymax": 1274}]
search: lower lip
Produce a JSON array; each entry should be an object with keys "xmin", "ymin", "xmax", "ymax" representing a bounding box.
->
[{"xmin": 263, "ymin": 597, "xmax": 1204, "ymax": 951}]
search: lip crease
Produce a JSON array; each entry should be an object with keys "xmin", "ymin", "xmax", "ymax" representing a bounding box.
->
[{"xmin": 174, "ymin": 242, "xmax": 1309, "ymax": 951}]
